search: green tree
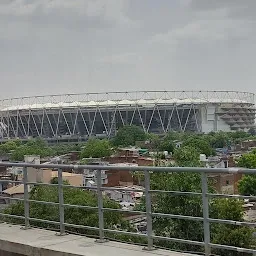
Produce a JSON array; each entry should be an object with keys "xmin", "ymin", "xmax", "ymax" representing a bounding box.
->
[
  {"xmin": 206, "ymin": 132, "xmax": 229, "ymax": 148},
  {"xmin": 135, "ymin": 172, "xmax": 206, "ymax": 252},
  {"xmin": 210, "ymin": 198, "xmax": 254, "ymax": 256},
  {"xmin": 237, "ymin": 151, "xmax": 256, "ymax": 196},
  {"xmin": 183, "ymin": 137, "xmax": 214, "ymax": 157},
  {"xmin": 10, "ymin": 138, "xmax": 54, "ymax": 161},
  {"xmin": 80, "ymin": 139, "xmax": 112, "ymax": 159},
  {"xmin": 173, "ymin": 146, "xmax": 200, "ymax": 167},
  {"xmin": 0, "ymin": 140, "xmax": 19, "ymax": 155},
  {"xmin": 112, "ymin": 125, "xmax": 146, "ymax": 147},
  {"xmin": 238, "ymin": 175, "xmax": 256, "ymax": 196},
  {"xmin": 159, "ymin": 135, "xmax": 175, "ymax": 154},
  {"xmin": 137, "ymin": 172, "xmax": 254, "ymax": 255},
  {"xmin": 50, "ymin": 143, "xmax": 82, "ymax": 156},
  {"xmin": 4, "ymin": 181, "xmax": 128, "ymax": 237},
  {"xmin": 238, "ymin": 150, "xmax": 256, "ymax": 169}
]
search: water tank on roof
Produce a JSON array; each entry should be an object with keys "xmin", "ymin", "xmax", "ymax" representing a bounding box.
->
[{"xmin": 200, "ymin": 154, "xmax": 207, "ymax": 162}]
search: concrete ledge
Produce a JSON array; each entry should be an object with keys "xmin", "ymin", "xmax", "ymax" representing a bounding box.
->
[{"xmin": 0, "ymin": 223, "xmax": 197, "ymax": 256}]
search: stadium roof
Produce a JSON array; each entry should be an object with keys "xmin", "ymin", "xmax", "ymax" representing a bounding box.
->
[
  {"xmin": 0, "ymin": 98, "xmax": 253, "ymax": 111},
  {"xmin": 0, "ymin": 90, "xmax": 254, "ymax": 111}
]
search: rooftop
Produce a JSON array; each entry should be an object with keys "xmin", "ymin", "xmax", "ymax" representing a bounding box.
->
[
  {"xmin": 2, "ymin": 184, "xmax": 31, "ymax": 196},
  {"xmin": 0, "ymin": 223, "xmax": 197, "ymax": 256},
  {"xmin": 0, "ymin": 90, "xmax": 254, "ymax": 111}
]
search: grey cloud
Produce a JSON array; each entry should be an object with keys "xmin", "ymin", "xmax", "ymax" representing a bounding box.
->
[
  {"xmin": 0, "ymin": 0, "xmax": 256, "ymax": 99},
  {"xmin": 0, "ymin": 0, "xmax": 135, "ymax": 28},
  {"xmin": 190, "ymin": 0, "xmax": 256, "ymax": 20},
  {"xmin": 190, "ymin": 0, "xmax": 255, "ymax": 10}
]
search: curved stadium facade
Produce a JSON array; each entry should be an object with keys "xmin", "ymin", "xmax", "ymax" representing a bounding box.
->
[{"xmin": 0, "ymin": 91, "xmax": 255, "ymax": 140}]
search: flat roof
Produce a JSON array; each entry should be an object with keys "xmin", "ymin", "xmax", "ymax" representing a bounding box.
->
[
  {"xmin": 0, "ymin": 223, "xmax": 198, "ymax": 256},
  {"xmin": 0, "ymin": 98, "xmax": 252, "ymax": 111},
  {"xmin": 0, "ymin": 90, "xmax": 254, "ymax": 111}
]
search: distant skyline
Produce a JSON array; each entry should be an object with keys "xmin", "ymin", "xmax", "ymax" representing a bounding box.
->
[{"xmin": 1, "ymin": 0, "xmax": 256, "ymax": 99}]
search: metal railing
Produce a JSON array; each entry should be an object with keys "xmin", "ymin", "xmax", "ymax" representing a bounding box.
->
[{"xmin": 0, "ymin": 162, "xmax": 256, "ymax": 255}]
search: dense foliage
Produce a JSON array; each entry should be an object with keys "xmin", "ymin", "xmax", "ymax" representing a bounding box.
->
[
  {"xmin": 182, "ymin": 137, "xmax": 215, "ymax": 156},
  {"xmin": 137, "ymin": 172, "xmax": 254, "ymax": 255},
  {"xmin": 0, "ymin": 138, "xmax": 83, "ymax": 161},
  {"xmin": 210, "ymin": 198, "xmax": 255, "ymax": 256},
  {"xmin": 238, "ymin": 150, "xmax": 256, "ymax": 169},
  {"xmin": 80, "ymin": 139, "xmax": 112, "ymax": 159},
  {"xmin": 237, "ymin": 150, "xmax": 256, "ymax": 196},
  {"xmin": 173, "ymin": 146, "xmax": 200, "ymax": 167},
  {"xmin": 112, "ymin": 125, "xmax": 146, "ymax": 147},
  {"xmin": 0, "ymin": 128, "xmax": 255, "ymax": 162},
  {"xmin": 4, "ymin": 179, "xmax": 130, "ymax": 237}
]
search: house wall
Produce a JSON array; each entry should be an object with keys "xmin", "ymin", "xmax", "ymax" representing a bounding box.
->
[
  {"xmin": 208, "ymin": 173, "xmax": 243, "ymax": 194},
  {"xmin": 105, "ymin": 170, "xmax": 134, "ymax": 187}
]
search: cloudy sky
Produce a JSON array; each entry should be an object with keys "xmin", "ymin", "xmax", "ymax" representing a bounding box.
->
[{"xmin": 1, "ymin": 0, "xmax": 256, "ymax": 99}]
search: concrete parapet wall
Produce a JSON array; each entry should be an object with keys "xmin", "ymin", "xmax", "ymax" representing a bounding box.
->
[{"xmin": 0, "ymin": 223, "xmax": 197, "ymax": 256}]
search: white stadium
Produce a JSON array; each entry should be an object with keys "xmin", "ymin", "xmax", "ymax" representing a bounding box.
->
[{"xmin": 0, "ymin": 91, "xmax": 255, "ymax": 141}]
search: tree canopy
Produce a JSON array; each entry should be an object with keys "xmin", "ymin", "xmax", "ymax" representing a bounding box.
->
[
  {"xmin": 238, "ymin": 150, "xmax": 256, "ymax": 169},
  {"xmin": 4, "ymin": 180, "xmax": 128, "ymax": 236},
  {"xmin": 136, "ymin": 172, "xmax": 254, "ymax": 255},
  {"xmin": 0, "ymin": 138, "xmax": 83, "ymax": 161},
  {"xmin": 173, "ymin": 146, "xmax": 200, "ymax": 167},
  {"xmin": 236, "ymin": 151, "xmax": 256, "ymax": 196},
  {"xmin": 112, "ymin": 125, "xmax": 146, "ymax": 147},
  {"xmin": 238, "ymin": 175, "xmax": 256, "ymax": 196},
  {"xmin": 182, "ymin": 137, "xmax": 215, "ymax": 157},
  {"xmin": 80, "ymin": 139, "xmax": 112, "ymax": 159},
  {"xmin": 10, "ymin": 138, "xmax": 53, "ymax": 161},
  {"xmin": 210, "ymin": 198, "xmax": 255, "ymax": 256}
]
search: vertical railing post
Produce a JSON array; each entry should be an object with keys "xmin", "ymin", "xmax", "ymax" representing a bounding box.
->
[
  {"xmin": 23, "ymin": 166, "xmax": 30, "ymax": 229},
  {"xmin": 201, "ymin": 172, "xmax": 211, "ymax": 256},
  {"xmin": 96, "ymin": 169, "xmax": 106, "ymax": 243},
  {"xmin": 143, "ymin": 170, "xmax": 154, "ymax": 251},
  {"xmin": 57, "ymin": 168, "xmax": 65, "ymax": 236}
]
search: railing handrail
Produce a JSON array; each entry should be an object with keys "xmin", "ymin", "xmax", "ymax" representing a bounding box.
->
[
  {"xmin": 0, "ymin": 162, "xmax": 256, "ymax": 256},
  {"xmin": 0, "ymin": 161, "xmax": 254, "ymax": 174}
]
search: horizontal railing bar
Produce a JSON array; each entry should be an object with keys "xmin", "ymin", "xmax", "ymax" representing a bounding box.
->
[
  {"xmin": 207, "ymin": 193, "xmax": 256, "ymax": 200},
  {"xmin": 0, "ymin": 162, "xmax": 252, "ymax": 174},
  {"xmin": 64, "ymin": 222, "xmax": 99, "ymax": 231},
  {"xmin": 0, "ymin": 212, "xmax": 25, "ymax": 219},
  {"xmin": 28, "ymin": 217, "xmax": 59, "ymax": 225},
  {"xmin": 27, "ymin": 182, "xmax": 58, "ymax": 186},
  {"xmin": 208, "ymin": 218, "xmax": 256, "ymax": 227},
  {"xmin": 152, "ymin": 212, "xmax": 204, "ymax": 221},
  {"xmin": 102, "ymin": 207, "xmax": 146, "ymax": 215},
  {"xmin": 210, "ymin": 243, "xmax": 256, "ymax": 253},
  {"xmin": 101, "ymin": 187, "xmax": 144, "ymax": 192},
  {"xmin": 62, "ymin": 184, "xmax": 97, "ymax": 190},
  {"xmin": 103, "ymin": 228, "xmax": 147, "ymax": 237},
  {"xmin": 152, "ymin": 235, "xmax": 204, "ymax": 246},
  {"xmin": 150, "ymin": 190, "xmax": 202, "ymax": 196},
  {"xmin": 28, "ymin": 199, "xmax": 59, "ymax": 206},
  {"xmin": 0, "ymin": 196, "xmax": 24, "ymax": 201},
  {"xmin": 64, "ymin": 203, "xmax": 98, "ymax": 210},
  {"xmin": 63, "ymin": 184, "xmax": 144, "ymax": 193}
]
